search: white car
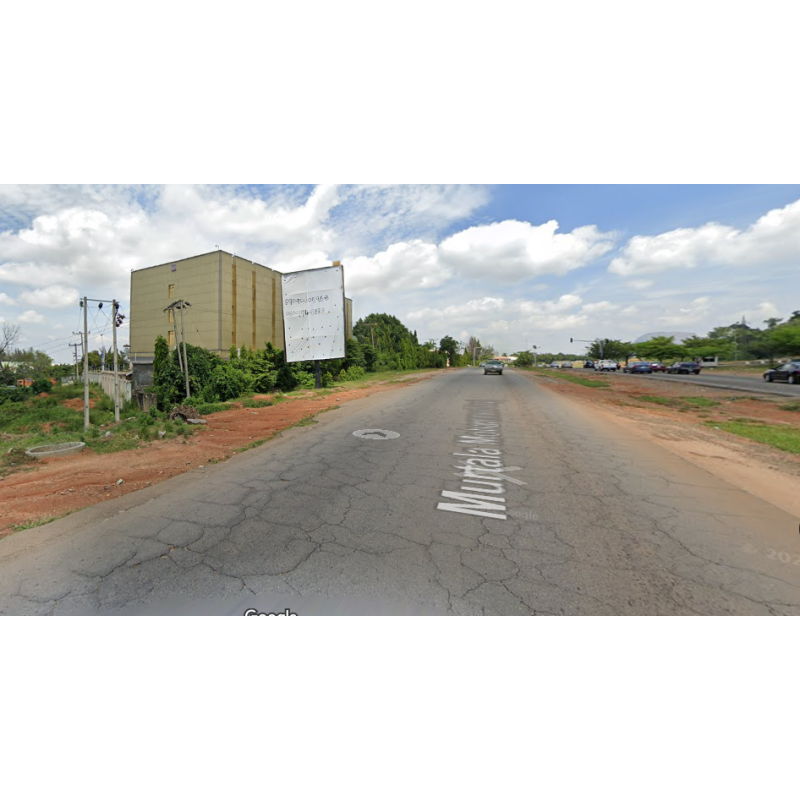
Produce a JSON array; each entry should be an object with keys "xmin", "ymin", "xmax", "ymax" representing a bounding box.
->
[{"xmin": 594, "ymin": 360, "xmax": 619, "ymax": 371}]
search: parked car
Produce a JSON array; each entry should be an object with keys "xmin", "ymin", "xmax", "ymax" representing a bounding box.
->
[
  {"xmin": 582, "ymin": 360, "xmax": 595, "ymax": 369},
  {"xmin": 623, "ymin": 362, "xmax": 653, "ymax": 374},
  {"xmin": 594, "ymin": 360, "xmax": 619, "ymax": 371},
  {"xmin": 762, "ymin": 360, "xmax": 800, "ymax": 384},
  {"xmin": 484, "ymin": 360, "xmax": 504, "ymax": 376},
  {"xmin": 667, "ymin": 362, "xmax": 701, "ymax": 374},
  {"xmin": 648, "ymin": 362, "xmax": 667, "ymax": 372}
]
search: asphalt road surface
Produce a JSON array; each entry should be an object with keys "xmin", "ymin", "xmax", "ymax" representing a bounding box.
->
[
  {"xmin": 1, "ymin": 369, "xmax": 799, "ymax": 615},
  {"xmin": 612, "ymin": 370, "xmax": 800, "ymax": 397}
]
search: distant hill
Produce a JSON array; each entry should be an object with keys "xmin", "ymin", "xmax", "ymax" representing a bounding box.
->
[{"xmin": 634, "ymin": 331, "xmax": 697, "ymax": 345}]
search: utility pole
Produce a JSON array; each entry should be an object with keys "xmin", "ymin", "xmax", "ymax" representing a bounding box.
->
[
  {"xmin": 112, "ymin": 300, "xmax": 120, "ymax": 422},
  {"xmin": 177, "ymin": 300, "xmax": 191, "ymax": 399},
  {"xmin": 82, "ymin": 298, "xmax": 89, "ymax": 430},
  {"xmin": 80, "ymin": 296, "xmax": 126, "ymax": 429},
  {"xmin": 69, "ymin": 335, "xmax": 82, "ymax": 382},
  {"xmin": 165, "ymin": 301, "xmax": 183, "ymax": 376}
]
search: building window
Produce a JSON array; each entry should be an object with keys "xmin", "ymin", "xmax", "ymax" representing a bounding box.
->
[
  {"xmin": 168, "ymin": 330, "xmax": 175, "ymax": 347},
  {"xmin": 167, "ymin": 309, "xmax": 173, "ymax": 324},
  {"xmin": 168, "ymin": 284, "xmax": 175, "ymax": 299}
]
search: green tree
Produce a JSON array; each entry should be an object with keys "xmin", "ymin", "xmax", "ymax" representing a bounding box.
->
[
  {"xmin": 586, "ymin": 339, "xmax": 635, "ymax": 361},
  {"xmin": 632, "ymin": 336, "xmax": 688, "ymax": 362},
  {"xmin": 152, "ymin": 335, "xmax": 170, "ymax": 409},
  {"xmin": 515, "ymin": 351, "xmax": 534, "ymax": 367},
  {"xmin": 439, "ymin": 336, "xmax": 460, "ymax": 365},
  {"xmin": 767, "ymin": 325, "xmax": 800, "ymax": 358}
]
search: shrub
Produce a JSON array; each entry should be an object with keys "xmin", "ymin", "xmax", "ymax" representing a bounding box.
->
[
  {"xmin": 338, "ymin": 366, "xmax": 366, "ymax": 382},
  {"xmin": 252, "ymin": 369, "xmax": 277, "ymax": 392},
  {"xmin": 207, "ymin": 362, "xmax": 248, "ymax": 401},
  {"xmin": 322, "ymin": 371, "xmax": 334, "ymax": 387},
  {"xmin": 297, "ymin": 371, "xmax": 316, "ymax": 389},
  {"xmin": 276, "ymin": 364, "xmax": 299, "ymax": 392},
  {"xmin": 31, "ymin": 378, "xmax": 53, "ymax": 394}
]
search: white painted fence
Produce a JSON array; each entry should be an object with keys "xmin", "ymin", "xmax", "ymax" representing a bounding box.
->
[{"xmin": 85, "ymin": 370, "xmax": 132, "ymax": 403}]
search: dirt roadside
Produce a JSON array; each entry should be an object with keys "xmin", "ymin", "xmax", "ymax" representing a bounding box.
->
[
  {"xmin": 525, "ymin": 369, "xmax": 800, "ymax": 519},
  {"xmin": 0, "ymin": 372, "xmax": 442, "ymax": 537},
  {"xmin": 3, "ymin": 367, "xmax": 799, "ymax": 537}
]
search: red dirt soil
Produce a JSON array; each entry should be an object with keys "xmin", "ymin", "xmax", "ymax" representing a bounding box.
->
[{"xmin": 0, "ymin": 373, "xmax": 440, "ymax": 536}]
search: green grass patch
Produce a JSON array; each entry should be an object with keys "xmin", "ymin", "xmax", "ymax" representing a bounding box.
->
[
  {"xmin": 194, "ymin": 401, "xmax": 233, "ymax": 415},
  {"xmin": 680, "ymin": 396, "xmax": 721, "ymax": 408},
  {"xmin": 706, "ymin": 421, "xmax": 800, "ymax": 454},
  {"xmin": 638, "ymin": 395, "xmax": 684, "ymax": 407},
  {"xmin": 781, "ymin": 401, "xmax": 800, "ymax": 412},
  {"xmin": 240, "ymin": 398, "xmax": 274, "ymax": 408},
  {"xmin": 0, "ymin": 385, "xmax": 197, "ymax": 477},
  {"xmin": 730, "ymin": 417, "xmax": 765, "ymax": 424},
  {"xmin": 11, "ymin": 516, "xmax": 57, "ymax": 531},
  {"xmin": 234, "ymin": 438, "xmax": 270, "ymax": 453},
  {"xmin": 0, "ymin": 448, "xmax": 39, "ymax": 478},
  {"xmin": 291, "ymin": 416, "xmax": 318, "ymax": 428},
  {"xmin": 532, "ymin": 368, "xmax": 609, "ymax": 388}
]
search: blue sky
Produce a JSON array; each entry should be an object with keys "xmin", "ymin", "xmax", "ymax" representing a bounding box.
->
[{"xmin": 1, "ymin": 184, "xmax": 799, "ymax": 363}]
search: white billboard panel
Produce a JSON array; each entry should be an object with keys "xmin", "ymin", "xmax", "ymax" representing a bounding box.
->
[{"xmin": 281, "ymin": 265, "xmax": 346, "ymax": 363}]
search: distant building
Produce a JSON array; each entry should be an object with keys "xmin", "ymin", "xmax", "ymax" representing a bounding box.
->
[{"xmin": 129, "ymin": 251, "xmax": 353, "ymax": 388}]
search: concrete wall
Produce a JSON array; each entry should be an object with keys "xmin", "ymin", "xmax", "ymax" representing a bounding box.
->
[{"xmin": 131, "ymin": 361, "xmax": 154, "ymax": 390}]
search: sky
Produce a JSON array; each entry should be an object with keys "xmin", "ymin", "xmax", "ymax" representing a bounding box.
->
[{"xmin": 1, "ymin": 183, "xmax": 799, "ymax": 363}]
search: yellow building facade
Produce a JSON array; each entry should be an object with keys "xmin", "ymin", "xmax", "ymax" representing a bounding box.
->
[{"xmin": 129, "ymin": 251, "xmax": 353, "ymax": 386}]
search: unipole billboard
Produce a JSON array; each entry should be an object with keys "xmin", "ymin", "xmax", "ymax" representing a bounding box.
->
[{"xmin": 281, "ymin": 265, "xmax": 346, "ymax": 363}]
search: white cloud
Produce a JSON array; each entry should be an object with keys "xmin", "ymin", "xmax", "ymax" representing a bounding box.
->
[
  {"xmin": 582, "ymin": 301, "xmax": 619, "ymax": 313},
  {"xmin": 658, "ymin": 297, "xmax": 711, "ymax": 325},
  {"xmin": 19, "ymin": 286, "xmax": 79, "ymax": 308},
  {"xmin": 346, "ymin": 241, "xmax": 447, "ymax": 295},
  {"xmin": 439, "ymin": 219, "xmax": 616, "ymax": 281},
  {"xmin": 18, "ymin": 309, "xmax": 46, "ymax": 324},
  {"xmin": 609, "ymin": 198, "xmax": 800, "ymax": 276},
  {"xmin": 627, "ymin": 279, "xmax": 654, "ymax": 289},
  {"xmin": 738, "ymin": 300, "xmax": 781, "ymax": 323},
  {"xmin": 0, "ymin": 292, "xmax": 15, "ymax": 305},
  {"xmin": 407, "ymin": 293, "xmax": 591, "ymax": 335},
  {"xmin": 346, "ymin": 218, "xmax": 616, "ymax": 296}
]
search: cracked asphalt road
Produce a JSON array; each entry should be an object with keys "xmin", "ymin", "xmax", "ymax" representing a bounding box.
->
[{"xmin": 1, "ymin": 369, "xmax": 799, "ymax": 615}]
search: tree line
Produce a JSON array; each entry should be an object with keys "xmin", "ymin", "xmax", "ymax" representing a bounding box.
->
[{"xmin": 513, "ymin": 312, "xmax": 800, "ymax": 365}]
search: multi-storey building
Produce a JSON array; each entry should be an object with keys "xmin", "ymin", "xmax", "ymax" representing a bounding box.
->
[{"xmin": 129, "ymin": 250, "xmax": 353, "ymax": 387}]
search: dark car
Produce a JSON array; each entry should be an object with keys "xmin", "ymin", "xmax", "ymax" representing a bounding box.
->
[
  {"xmin": 623, "ymin": 362, "xmax": 653, "ymax": 374},
  {"xmin": 648, "ymin": 362, "xmax": 667, "ymax": 372},
  {"xmin": 667, "ymin": 362, "xmax": 701, "ymax": 375},
  {"xmin": 484, "ymin": 360, "xmax": 504, "ymax": 375},
  {"xmin": 582, "ymin": 360, "xmax": 595, "ymax": 369},
  {"xmin": 762, "ymin": 360, "xmax": 800, "ymax": 384}
]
